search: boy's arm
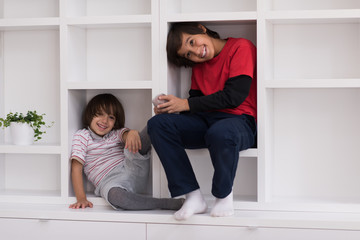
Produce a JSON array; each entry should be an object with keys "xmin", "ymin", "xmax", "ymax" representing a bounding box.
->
[
  {"xmin": 69, "ymin": 159, "xmax": 93, "ymax": 209},
  {"xmin": 122, "ymin": 129, "xmax": 141, "ymax": 153}
]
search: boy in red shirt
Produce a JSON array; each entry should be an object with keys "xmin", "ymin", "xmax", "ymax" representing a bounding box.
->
[{"xmin": 148, "ymin": 22, "xmax": 257, "ymax": 220}]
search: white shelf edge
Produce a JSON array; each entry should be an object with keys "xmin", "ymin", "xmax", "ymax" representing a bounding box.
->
[
  {"xmin": 0, "ymin": 18, "xmax": 60, "ymax": 29},
  {"xmin": 254, "ymin": 201, "xmax": 360, "ymax": 215},
  {"xmin": 2, "ymin": 203, "xmax": 360, "ymax": 230},
  {"xmin": 185, "ymin": 148, "xmax": 258, "ymax": 158},
  {"xmin": 0, "ymin": 144, "xmax": 61, "ymax": 154},
  {"xmin": 264, "ymin": 79, "xmax": 360, "ymax": 88},
  {"xmin": 240, "ymin": 148, "xmax": 258, "ymax": 157},
  {"xmin": 265, "ymin": 9, "xmax": 360, "ymax": 23},
  {"xmin": 66, "ymin": 81, "xmax": 153, "ymax": 90},
  {"xmin": 165, "ymin": 11, "xmax": 257, "ymax": 22},
  {"xmin": 65, "ymin": 15, "xmax": 152, "ymax": 26}
]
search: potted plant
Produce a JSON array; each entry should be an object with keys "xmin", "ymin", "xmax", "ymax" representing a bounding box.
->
[{"xmin": 0, "ymin": 111, "xmax": 54, "ymax": 145}]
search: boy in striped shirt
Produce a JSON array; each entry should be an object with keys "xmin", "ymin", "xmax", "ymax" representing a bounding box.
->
[{"xmin": 70, "ymin": 93, "xmax": 184, "ymax": 210}]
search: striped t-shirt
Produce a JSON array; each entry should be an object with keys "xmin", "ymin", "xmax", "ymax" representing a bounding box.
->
[{"xmin": 70, "ymin": 127, "xmax": 129, "ymax": 187}]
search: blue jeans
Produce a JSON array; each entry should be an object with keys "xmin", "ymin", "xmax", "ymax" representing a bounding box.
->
[{"xmin": 147, "ymin": 112, "xmax": 256, "ymax": 198}]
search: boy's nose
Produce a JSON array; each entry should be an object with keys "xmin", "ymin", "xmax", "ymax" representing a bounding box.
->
[
  {"xmin": 100, "ymin": 116, "xmax": 109, "ymax": 123},
  {"xmin": 192, "ymin": 46, "xmax": 201, "ymax": 57}
]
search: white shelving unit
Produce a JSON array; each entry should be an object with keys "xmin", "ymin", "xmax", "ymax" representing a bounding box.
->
[
  {"xmin": 257, "ymin": 0, "xmax": 360, "ymax": 213},
  {"xmin": 1, "ymin": 0, "xmax": 360, "ymax": 239}
]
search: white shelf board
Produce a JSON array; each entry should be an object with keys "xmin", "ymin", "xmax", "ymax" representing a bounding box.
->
[
  {"xmin": 2, "ymin": 203, "xmax": 360, "ymax": 230},
  {"xmin": 264, "ymin": 79, "xmax": 360, "ymax": 89},
  {"xmin": 0, "ymin": 18, "xmax": 60, "ymax": 30},
  {"xmin": 265, "ymin": 9, "xmax": 360, "ymax": 24},
  {"xmin": 240, "ymin": 148, "xmax": 258, "ymax": 157},
  {"xmin": 165, "ymin": 11, "xmax": 257, "ymax": 22},
  {"xmin": 0, "ymin": 144, "xmax": 61, "ymax": 154},
  {"xmin": 65, "ymin": 15, "xmax": 152, "ymax": 27},
  {"xmin": 258, "ymin": 200, "xmax": 360, "ymax": 214},
  {"xmin": 66, "ymin": 81, "xmax": 153, "ymax": 90},
  {"xmin": 185, "ymin": 148, "xmax": 258, "ymax": 158}
]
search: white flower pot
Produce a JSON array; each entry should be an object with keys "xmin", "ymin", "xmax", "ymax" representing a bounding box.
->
[{"xmin": 10, "ymin": 122, "xmax": 34, "ymax": 145}]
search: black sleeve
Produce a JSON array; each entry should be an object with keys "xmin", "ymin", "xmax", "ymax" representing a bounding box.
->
[{"xmin": 187, "ymin": 75, "xmax": 252, "ymax": 113}]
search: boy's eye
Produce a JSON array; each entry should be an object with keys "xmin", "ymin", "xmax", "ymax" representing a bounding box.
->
[
  {"xmin": 186, "ymin": 52, "xmax": 191, "ymax": 58},
  {"xmin": 189, "ymin": 39, "xmax": 194, "ymax": 46}
]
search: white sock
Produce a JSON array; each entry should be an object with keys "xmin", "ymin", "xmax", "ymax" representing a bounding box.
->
[
  {"xmin": 174, "ymin": 189, "xmax": 208, "ymax": 221},
  {"xmin": 210, "ymin": 191, "xmax": 234, "ymax": 217}
]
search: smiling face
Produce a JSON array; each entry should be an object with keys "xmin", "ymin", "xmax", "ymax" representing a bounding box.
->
[
  {"xmin": 177, "ymin": 32, "xmax": 217, "ymax": 63},
  {"xmin": 89, "ymin": 109, "xmax": 116, "ymax": 136}
]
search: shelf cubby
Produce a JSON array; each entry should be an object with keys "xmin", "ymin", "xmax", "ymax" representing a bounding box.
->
[
  {"xmin": 67, "ymin": 89, "xmax": 153, "ymax": 198},
  {"xmin": 158, "ymin": 19, "xmax": 258, "ymax": 207},
  {"xmin": 0, "ymin": 28, "xmax": 60, "ymax": 145},
  {"xmin": 0, "ymin": 153, "xmax": 61, "ymax": 200},
  {"xmin": 66, "ymin": 24, "xmax": 152, "ymax": 83},
  {"xmin": 266, "ymin": 88, "xmax": 360, "ymax": 206},
  {"xmin": 263, "ymin": 20, "xmax": 360, "ymax": 85}
]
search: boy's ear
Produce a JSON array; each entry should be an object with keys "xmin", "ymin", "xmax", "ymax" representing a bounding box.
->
[{"xmin": 198, "ymin": 24, "xmax": 207, "ymax": 33}]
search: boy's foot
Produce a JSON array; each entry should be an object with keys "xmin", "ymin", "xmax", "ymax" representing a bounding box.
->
[
  {"xmin": 174, "ymin": 189, "xmax": 208, "ymax": 221},
  {"xmin": 210, "ymin": 191, "xmax": 234, "ymax": 217}
]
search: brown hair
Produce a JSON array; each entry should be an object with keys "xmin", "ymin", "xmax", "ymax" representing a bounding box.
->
[
  {"xmin": 166, "ymin": 22, "xmax": 220, "ymax": 68},
  {"xmin": 82, "ymin": 93, "xmax": 125, "ymax": 130}
]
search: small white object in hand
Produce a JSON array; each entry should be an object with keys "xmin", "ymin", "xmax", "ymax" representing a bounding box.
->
[{"xmin": 152, "ymin": 93, "xmax": 167, "ymax": 107}]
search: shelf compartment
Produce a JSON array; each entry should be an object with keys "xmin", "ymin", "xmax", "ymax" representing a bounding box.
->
[
  {"xmin": 66, "ymin": 0, "xmax": 151, "ymax": 17},
  {"xmin": 267, "ymin": 88, "xmax": 360, "ymax": 205},
  {"xmin": 67, "ymin": 24, "xmax": 152, "ymax": 83},
  {"xmin": 67, "ymin": 89, "xmax": 153, "ymax": 198},
  {"xmin": 0, "ymin": 28, "xmax": 60, "ymax": 145},
  {"xmin": 0, "ymin": 153, "xmax": 61, "ymax": 198},
  {"xmin": 0, "ymin": 0, "xmax": 59, "ymax": 19},
  {"xmin": 165, "ymin": 0, "xmax": 256, "ymax": 14},
  {"xmin": 270, "ymin": 0, "xmax": 360, "ymax": 11},
  {"xmin": 264, "ymin": 20, "xmax": 360, "ymax": 82}
]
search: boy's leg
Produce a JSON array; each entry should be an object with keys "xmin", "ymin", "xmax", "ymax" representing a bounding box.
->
[
  {"xmin": 147, "ymin": 113, "xmax": 208, "ymax": 197},
  {"xmin": 147, "ymin": 113, "xmax": 209, "ymax": 220},
  {"xmin": 108, "ymin": 187, "xmax": 184, "ymax": 210},
  {"xmin": 205, "ymin": 114, "xmax": 256, "ymax": 217},
  {"xmin": 138, "ymin": 126, "xmax": 151, "ymax": 155}
]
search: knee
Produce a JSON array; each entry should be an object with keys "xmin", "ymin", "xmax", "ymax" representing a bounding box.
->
[
  {"xmin": 147, "ymin": 114, "xmax": 174, "ymax": 134},
  {"xmin": 205, "ymin": 125, "xmax": 238, "ymax": 147},
  {"xmin": 108, "ymin": 187, "xmax": 132, "ymax": 210},
  {"xmin": 147, "ymin": 114, "xmax": 164, "ymax": 133}
]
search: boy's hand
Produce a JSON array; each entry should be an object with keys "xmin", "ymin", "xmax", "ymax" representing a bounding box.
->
[
  {"xmin": 124, "ymin": 130, "xmax": 141, "ymax": 153},
  {"xmin": 155, "ymin": 95, "xmax": 189, "ymax": 114},
  {"xmin": 69, "ymin": 198, "xmax": 93, "ymax": 209}
]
